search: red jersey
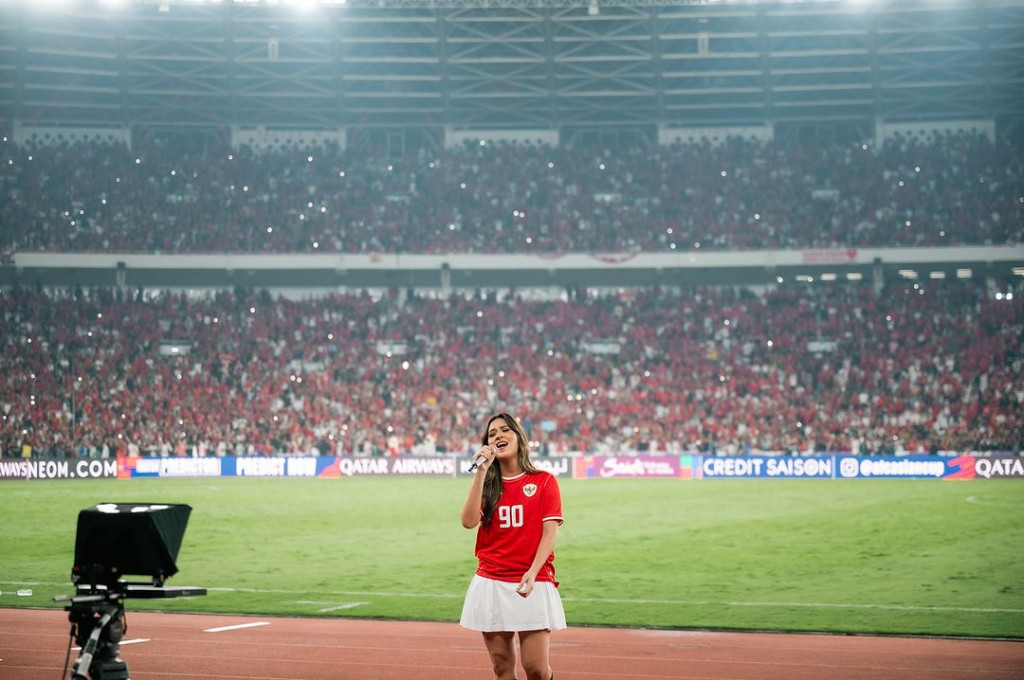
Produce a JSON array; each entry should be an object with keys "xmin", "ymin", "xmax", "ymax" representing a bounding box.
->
[{"xmin": 475, "ymin": 470, "xmax": 563, "ymax": 586}]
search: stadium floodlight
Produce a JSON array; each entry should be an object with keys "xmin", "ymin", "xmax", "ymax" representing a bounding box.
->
[
  {"xmin": 41, "ymin": 0, "xmax": 864, "ymax": 7},
  {"xmin": 55, "ymin": 503, "xmax": 206, "ymax": 680}
]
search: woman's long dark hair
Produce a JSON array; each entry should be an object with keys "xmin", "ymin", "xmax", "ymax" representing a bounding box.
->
[{"xmin": 480, "ymin": 412, "xmax": 536, "ymax": 525}]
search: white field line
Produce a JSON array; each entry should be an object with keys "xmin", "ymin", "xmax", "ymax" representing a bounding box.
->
[
  {"xmin": 73, "ymin": 638, "xmax": 148, "ymax": 651},
  {"xmin": 15, "ymin": 582, "xmax": 1023, "ymax": 616},
  {"xmin": 293, "ymin": 599, "xmax": 369, "ymax": 612},
  {"xmin": 317, "ymin": 603, "xmax": 368, "ymax": 613},
  {"xmin": 204, "ymin": 587, "xmax": 1024, "ymax": 615},
  {"xmin": 204, "ymin": 622, "xmax": 271, "ymax": 633}
]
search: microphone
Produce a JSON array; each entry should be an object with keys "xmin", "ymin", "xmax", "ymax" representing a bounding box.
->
[{"xmin": 468, "ymin": 445, "xmax": 497, "ymax": 472}]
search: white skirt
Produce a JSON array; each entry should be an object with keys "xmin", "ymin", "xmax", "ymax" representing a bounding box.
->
[{"xmin": 459, "ymin": 574, "xmax": 567, "ymax": 632}]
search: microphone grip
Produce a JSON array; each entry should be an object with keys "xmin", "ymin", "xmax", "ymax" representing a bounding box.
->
[{"xmin": 468, "ymin": 445, "xmax": 496, "ymax": 472}]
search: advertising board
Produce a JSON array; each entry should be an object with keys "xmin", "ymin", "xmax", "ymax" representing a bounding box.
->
[{"xmin": 3, "ymin": 454, "xmax": 1019, "ymax": 482}]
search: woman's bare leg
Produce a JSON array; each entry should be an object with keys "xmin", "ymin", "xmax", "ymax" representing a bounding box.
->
[
  {"xmin": 482, "ymin": 631, "xmax": 519, "ymax": 680},
  {"xmin": 517, "ymin": 629, "xmax": 552, "ymax": 680}
]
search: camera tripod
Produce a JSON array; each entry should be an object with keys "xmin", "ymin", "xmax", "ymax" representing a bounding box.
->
[
  {"xmin": 65, "ymin": 590, "xmax": 130, "ymax": 680},
  {"xmin": 57, "ymin": 504, "xmax": 206, "ymax": 679},
  {"xmin": 57, "ymin": 580, "xmax": 207, "ymax": 680}
]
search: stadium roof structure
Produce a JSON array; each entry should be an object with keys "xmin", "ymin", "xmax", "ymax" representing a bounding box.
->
[{"xmin": 1, "ymin": 0, "xmax": 1023, "ymax": 138}]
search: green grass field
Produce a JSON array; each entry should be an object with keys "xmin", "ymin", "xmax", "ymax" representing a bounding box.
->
[{"xmin": 1, "ymin": 476, "xmax": 1022, "ymax": 638}]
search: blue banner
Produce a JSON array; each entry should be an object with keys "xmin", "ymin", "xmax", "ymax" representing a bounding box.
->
[
  {"xmin": 837, "ymin": 455, "xmax": 964, "ymax": 480},
  {"xmin": 699, "ymin": 456, "xmax": 834, "ymax": 479}
]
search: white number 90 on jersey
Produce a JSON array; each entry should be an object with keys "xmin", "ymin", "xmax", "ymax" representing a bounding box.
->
[{"xmin": 498, "ymin": 504, "xmax": 524, "ymax": 528}]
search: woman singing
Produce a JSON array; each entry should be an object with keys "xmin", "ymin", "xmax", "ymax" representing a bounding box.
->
[{"xmin": 459, "ymin": 412, "xmax": 565, "ymax": 680}]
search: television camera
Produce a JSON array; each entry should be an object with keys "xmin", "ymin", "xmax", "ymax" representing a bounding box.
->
[{"xmin": 54, "ymin": 503, "xmax": 206, "ymax": 680}]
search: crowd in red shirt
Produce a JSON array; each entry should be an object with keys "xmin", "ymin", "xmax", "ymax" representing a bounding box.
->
[{"xmin": 1, "ymin": 280, "xmax": 1020, "ymax": 459}]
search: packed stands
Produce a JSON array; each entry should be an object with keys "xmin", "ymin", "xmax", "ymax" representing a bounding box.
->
[
  {"xmin": 1, "ymin": 131, "xmax": 1021, "ymax": 255},
  {"xmin": 1, "ymin": 280, "xmax": 1020, "ymax": 459},
  {"xmin": 2, "ymin": 130, "xmax": 1020, "ymax": 459}
]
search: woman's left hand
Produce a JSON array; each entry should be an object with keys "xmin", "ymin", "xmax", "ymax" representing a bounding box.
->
[{"xmin": 516, "ymin": 575, "xmax": 535, "ymax": 598}]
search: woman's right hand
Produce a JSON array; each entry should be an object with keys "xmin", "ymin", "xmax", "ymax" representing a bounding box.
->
[
  {"xmin": 473, "ymin": 444, "xmax": 497, "ymax": 472},
  {"xmin": 461, "ymin": 445, "xmax": 497, "ymax": 527}
]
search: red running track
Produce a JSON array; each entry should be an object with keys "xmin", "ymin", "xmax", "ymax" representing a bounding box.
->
[{"xmin": 1, "ymin": 608, "xmax": 1021, "ymax": 680}]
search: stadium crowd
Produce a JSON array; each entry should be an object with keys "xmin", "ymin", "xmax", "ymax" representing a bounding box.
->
[
  {"xmin": 1, "ymin": 280, "xmax": 1020, "ymax": 460},
  {"xmin": 1, "ymin": 130, "xmax": 1021, "ymax": 254},
  {"xmin": 1, "ymin": 130, "xmax": 1020, "ymax": 459}
]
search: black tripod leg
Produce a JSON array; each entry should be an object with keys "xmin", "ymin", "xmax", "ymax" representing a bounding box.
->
[{"xmin": 71, "ymin": 609, "xmax": 113, "ymax": 680}]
